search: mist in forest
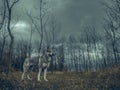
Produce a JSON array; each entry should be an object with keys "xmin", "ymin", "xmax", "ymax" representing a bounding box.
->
[{"xmin": 0, "ymin": 0, "xmax": 120, "ymax": 73}]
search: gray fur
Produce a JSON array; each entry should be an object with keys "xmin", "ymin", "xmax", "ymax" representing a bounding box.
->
[{"xmin": 21, "ymin": 49, "xmax": 54, "ymax": 81}]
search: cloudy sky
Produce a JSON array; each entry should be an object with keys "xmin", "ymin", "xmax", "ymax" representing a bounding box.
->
[{"xmin": 12, "ymin": 0, "xmax": 104, "ymax": 39}]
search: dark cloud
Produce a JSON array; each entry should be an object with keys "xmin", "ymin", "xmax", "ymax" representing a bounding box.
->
[
  {"xmin": 47, "ymin": 0, "xmax": 104, "ymax": 36},
  {"xmin": 13, "ymin": 0, "xmax": 104, "ymax": 37}
]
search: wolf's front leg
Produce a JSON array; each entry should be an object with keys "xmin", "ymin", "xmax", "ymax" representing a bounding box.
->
[
  {"xmin": 21, "ymin": 64, "xmax": 28, "ymax": 80},
  {"xmin": 37, "ymin": 68, "xmax": 42, "ymax": 81},
  {"xmin": 21, "ymin": 72, "xmax": 25, "ymax": 80},
  {"xmin": 27, "ymin": 74, "xmax": 32, "ymax": 80},
  {"xmin": 44, "ymin": 68, "xmax": 48, "ymax": 81}
]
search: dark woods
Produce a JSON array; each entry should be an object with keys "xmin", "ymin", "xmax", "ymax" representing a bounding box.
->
[{"xmin": 0, "ymin": 0, "xmax": 120, "ymax": 74}]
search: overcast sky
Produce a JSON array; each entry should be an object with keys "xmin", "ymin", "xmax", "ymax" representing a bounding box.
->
[{"xmin": 12, "ymin": 0, "xmax": 104, "ymax": 39}]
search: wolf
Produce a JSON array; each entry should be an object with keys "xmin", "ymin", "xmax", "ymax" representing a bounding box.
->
[{"xmin": 21, "ymin": 47, "xmax": 54, "ymax": 81}]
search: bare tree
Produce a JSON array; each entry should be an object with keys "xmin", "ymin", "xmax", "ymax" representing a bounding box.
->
[
  {"xmin": 25, "ymin": 0, "xmax": 49, "ymax": 53},
  {"xmin": 78, "ymin": 25, "xmax": 104, "ymax": 71},
  {"xmin": 28, "ymin": 24, "xmax": 33, "ymax": 57},
  {"xmin": 0, "ymin": 20, "xmax": 9, "ymax": 63},
  {"xmin": 0, "ymin": 0, "xmax": 6, "ymax": 30},
  {"xmin": 5, "ymin": 0, "xmax": 20, "ymax": 72},
  {"xmin": 24, "ymin": 11, "xmax": 34, "ymax": 57},
  {"xmin": 34, "ymin": 0, "xmax": 50, "ymax": 53},
  {"xmin": 102, "ymin": 0, "xmax": 120, "ymax": 65},
  {"xmin": 44, "ymin": 14, "xmax": 61, "ymax": 73}
]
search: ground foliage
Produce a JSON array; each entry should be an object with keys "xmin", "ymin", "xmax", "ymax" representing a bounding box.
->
[{"xmin": 0, "ymin": 66, "xmax": 120, "ymax": 90}]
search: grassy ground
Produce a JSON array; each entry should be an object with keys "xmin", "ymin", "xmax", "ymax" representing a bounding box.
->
[{"xmin": 0, "ymin": 67, "xmax": 120, "ymax": 90}]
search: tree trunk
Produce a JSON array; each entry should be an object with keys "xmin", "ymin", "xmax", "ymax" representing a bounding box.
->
[
  {"xmin": 0, "ymin": 37, "xmax": 6, "ymax": 64},
  {"xmin": 7, "ymin": 8, "xmax": 14, "ymax": 73},
  {"xmin": 8, "ymin": 38, "xmax": 14, "ymax": 72}
]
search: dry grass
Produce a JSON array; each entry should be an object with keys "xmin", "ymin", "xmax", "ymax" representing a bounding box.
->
[{"xmin": 0, "ymin": 67, "xmax": 120, "ymax": 90}]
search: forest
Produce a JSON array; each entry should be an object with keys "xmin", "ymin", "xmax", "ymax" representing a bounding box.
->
[{"xmin": 0, "ymin": 0, "xmax": 120, "ymax": 90}]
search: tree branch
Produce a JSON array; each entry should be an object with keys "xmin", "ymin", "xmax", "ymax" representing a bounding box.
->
[
  {"xmin": 0, "ymin": 0, "xmax": 6, "ymax": 30},
  {"xmin": 10, "ymin": 0, "xmax": 20, "ymax": 9}
]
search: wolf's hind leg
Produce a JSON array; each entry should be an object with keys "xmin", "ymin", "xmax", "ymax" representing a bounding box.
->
[
  {"xmin": 21, "ymin": 60, "xmax": 29, "ymax": 80},
  {"xmin": 21, "ymin": 64, "xmax": 26, "ymax": 80},
  {"xmin": 27, "ymin": 66, "xmax": 34, "ymax": 80},
  {"xmin": 21, "ymin": 67, "xmax": 28, "ymax": 80}
]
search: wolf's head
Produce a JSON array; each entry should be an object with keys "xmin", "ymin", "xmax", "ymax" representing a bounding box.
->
[
  {"xmin": 47, "ymin": 49, "xmax": 54, "ymax": 58},
  {"xmin": 46, "ymin": 46, "xmax": 54, "ymax": 58}
]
